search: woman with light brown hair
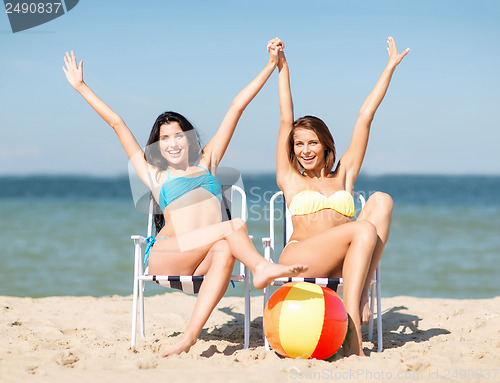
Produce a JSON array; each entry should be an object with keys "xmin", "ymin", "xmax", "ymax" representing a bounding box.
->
[{"xmin": 271, "ymin": 37, "xmax": 409, "ymax": 356}]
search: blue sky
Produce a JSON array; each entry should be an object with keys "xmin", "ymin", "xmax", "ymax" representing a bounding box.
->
[{"xmin": 1, "ymin": 0, "xmax": 499, "ymax": 175}]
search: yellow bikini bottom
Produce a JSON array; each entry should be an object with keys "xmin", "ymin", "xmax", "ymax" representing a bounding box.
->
[{"xmin": 283, "ymin": 240, "xmax": 299, "ymax": 250}]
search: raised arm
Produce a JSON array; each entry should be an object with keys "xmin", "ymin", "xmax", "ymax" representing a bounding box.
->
[
  {"xmin": 62, "ymin": 51, "xmax": 151, "ymax": 185},
  {"xmin": 275, "ymin": 43, "xmax": 295, "ymax": 188},
  {"xmin": 340, "ymin": 37, "xmax": 409, "ymax": 184},
  {"xmin": 339, "ymin": 37, "xmax": 410, "ymax": 185},
  {"xmin": 202, "ymin": 39, "xmax": 281, "ymax": 169}
]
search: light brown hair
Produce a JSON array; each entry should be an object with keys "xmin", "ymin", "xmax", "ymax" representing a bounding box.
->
[{"xmin": 287, "ymin": 115, "xmax": 336, "ymax": 174}]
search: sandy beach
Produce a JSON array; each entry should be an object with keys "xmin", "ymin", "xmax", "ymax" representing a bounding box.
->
[{"xmin": 1, "ymin": 293, "xmax": 499, "ymax": 383}]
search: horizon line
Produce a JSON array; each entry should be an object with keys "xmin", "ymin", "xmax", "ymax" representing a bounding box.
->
[{"xmin": 1, "ymin": 172, "xmax": 500, "ymax": 179}]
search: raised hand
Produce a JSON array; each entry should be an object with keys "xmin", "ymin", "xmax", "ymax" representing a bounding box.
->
[
  {"xmin": 387, "ymin": 36, "xmax": 409, "ymax": 68},
  {"xmin": 267, "ymin": 37, "xmax": 284, "ymax": 67},
  {"xmin": 62, "ymin": 51, "xmax": 84, "ymax": 90}
]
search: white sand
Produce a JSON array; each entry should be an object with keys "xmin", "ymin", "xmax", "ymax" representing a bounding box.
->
[{"xmin": 1, "ymin": 294, "xmax": 499, "ymax": 382}]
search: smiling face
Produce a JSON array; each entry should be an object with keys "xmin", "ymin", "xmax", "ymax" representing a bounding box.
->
[
  {"xmin": 293, "ymin": 128, "xmax": 326, "ymax": 172},
  {"xmin": 158, "ymin": 122, "xmax": 190, "ymax": 167},
  {"xmin": 287, "ymin": 116, "xmax": 336, "ymax": 176}
]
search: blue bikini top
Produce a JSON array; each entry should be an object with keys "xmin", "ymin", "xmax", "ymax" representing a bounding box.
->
[{"xmin": 159, "ymin": 163, "xmax": 222, "ymax": 213}]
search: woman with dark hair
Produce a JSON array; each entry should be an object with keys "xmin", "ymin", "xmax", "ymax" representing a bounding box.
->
[
  {"xmin": 143, "ymin": 111, "xmax": 205, "ymax": 233},
  {"xmin": 62, "ymin": 40, "xmax": 307, "ymax": 357},
  {"xmin": 274, "ymin": 38, "xmax": 409, "ymax": 356}
]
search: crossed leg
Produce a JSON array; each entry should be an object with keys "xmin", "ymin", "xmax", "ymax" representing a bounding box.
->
[{"xmin": 148, "ymin": 218, "xmax": 308, "ymax": 357}]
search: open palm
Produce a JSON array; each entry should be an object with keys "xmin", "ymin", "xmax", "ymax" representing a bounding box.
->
[
  {"xmin": 62, "ymin": 50, "xmax": 84, "ymax": 89},
  {"xmin": 387, "ymin": 36, "xmax": 409, "ymax": 68}
]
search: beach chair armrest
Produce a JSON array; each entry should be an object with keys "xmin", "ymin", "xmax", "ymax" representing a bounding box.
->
[
  {"xmin": 262, "ymin": 237, "xmax": 275, "ymax": 263},
  {"xmin": 131, "ymin": 235, "xmax": 147, "ymax": 246},
  {"xmin": 131, "ymin": 235, "xmax": 147, "ymax": 267}
]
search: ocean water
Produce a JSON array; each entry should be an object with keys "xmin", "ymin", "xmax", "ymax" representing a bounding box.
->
[{"xmin": 0, "ymin": 174, "xmax": 499, "ymax": 299}]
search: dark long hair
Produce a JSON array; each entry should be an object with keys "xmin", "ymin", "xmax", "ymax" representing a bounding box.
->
[
  {"xmin": 144, "ymin": 111, "xmax": 202, "ymax": 233},
  {"xmin": 287, "ymin": 115, "xmax": 336, "ymax": 175}
]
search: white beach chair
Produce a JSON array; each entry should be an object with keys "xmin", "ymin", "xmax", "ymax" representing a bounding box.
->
[
  {"xmin": 262, "ymin": 191, "xmax": 383, "ymax": 353},
  {"xmin": 130, "ymin": 184, "xmax": 251, "ymax": 348}
]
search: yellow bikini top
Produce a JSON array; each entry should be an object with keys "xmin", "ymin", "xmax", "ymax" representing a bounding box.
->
[{"xmin": 288, "ymin": 190, "xmax": 355, "ymax": 217}]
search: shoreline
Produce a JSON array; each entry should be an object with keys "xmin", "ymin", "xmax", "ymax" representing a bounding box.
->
[{"xmin": 1, "ymin": 294, "xmax": 499, "ymax": 382}]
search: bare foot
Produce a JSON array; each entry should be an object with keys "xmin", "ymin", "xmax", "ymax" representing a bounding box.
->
[
  {"xmin": 360, "ymin": 296, "xmax": 372, "ymax": 325},
  {"xmin": 252, "ymin": 261, "xmax": 308, "ymax": 290},
  {"xmin": 342, "ymin": 315, "xmax": 365, "ymax": 357},
  {"xmin": 158, "ymin": 335, "xmax": 196, "ymax": 358}
]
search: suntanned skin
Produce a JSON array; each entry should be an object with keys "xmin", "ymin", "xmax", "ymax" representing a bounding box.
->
[
  {"xmin": 273, "ymin": 37, "xmax": 409, "ymax": 356},
  {"xmin": 63, "ymin": 44, "xmax": 308, "ymax": 358}
]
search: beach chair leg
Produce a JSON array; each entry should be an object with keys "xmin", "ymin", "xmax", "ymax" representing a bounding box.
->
[
  {"xmin": 131, "ymin": 238, "xmax": 144, "ymax": 347},
  {"xmin": 263, "ymin": 285, "xmax": 271, "ymax": 351},
  {"xmin": 376, "ymin": 265, "xmax": 383, "ymax": 352},
  {"xmin": 244, "ymin": 266, "xmax": 251, "ymax": 349},
  {"xmin": 131, "ymin": 266, "xmax": 139, "ymax": 347},
  {"xmin": 139, "ymin": 279, "xmax": 145, "ymax": 339},
  {"xmin": 368, "ymin": 281, "xmax": 375, "ymax": 341}
]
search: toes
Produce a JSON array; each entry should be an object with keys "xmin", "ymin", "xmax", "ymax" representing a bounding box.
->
[{"xmin": 293, "ymin": 264, "xmax": 308, "ymax": 273}]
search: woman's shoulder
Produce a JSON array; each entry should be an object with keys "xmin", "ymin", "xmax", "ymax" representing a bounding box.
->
[
  {"xmin": 278, "ymin": 168, "xmax": 304, "ymax": 189},
  {"xmin": 330, "ymin": 161, "xmax": 350, "ymax": 180},
  {"xmin": 280, "ymin": 173, "xmax": 314, "ymax": 203},
  {"xmin": 326, "ymin": 166, "xmax": 353, "ymax": 192},
  {"xmin": 196, "ymin": 156, "xmax": 217, "ymax": 176},
  {"xmin": 145, "ymin": 164, "xmax": 168, "ymax": 186}
]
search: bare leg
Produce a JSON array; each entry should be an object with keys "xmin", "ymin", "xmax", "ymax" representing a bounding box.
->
[
  {"xmin": 148, "ymin": 219, "xmax": 308, "ymax": 358},
  {"xmin": 174, "ymin": 218, "xmax": 308, "ymax": 289},
  {"xmin": 149, "ymin": 219, "xmax": 307, "ymax": 357},
  {"xmin": 338, "ymin": 221, "xmax": 377, "ymax": 356},
  {"xmin": 159, "ymin": 240, "xmax": 234, "ymax": 358},
  {"xmin": 357, "ymin": 192, "xmax": 393, "ymax": 324},
  {"xmin": 279, "ymin": 220, "xmax": 377, "ymax": 356}
]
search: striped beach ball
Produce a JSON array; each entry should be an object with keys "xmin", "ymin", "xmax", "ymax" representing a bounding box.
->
[{"xmin": 263, "ymin": 282, "xmax": 348, "ymax": 359}]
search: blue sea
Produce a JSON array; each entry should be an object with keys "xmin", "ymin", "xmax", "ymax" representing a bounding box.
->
[{"xmin": 1, "ymin": 174, "xmax": 499, "ymax": 299}]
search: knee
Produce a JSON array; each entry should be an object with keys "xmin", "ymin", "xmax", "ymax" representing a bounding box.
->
[
  {"xmin": 369, "ymin": 192, "xmax": 393, "ymax": 215},
  {"xmin": 211, "ymin": 240, "xmax": 235, "ymax": 267},
  {"xmin": 221, "ymin": 217, "xmax": 247, "ymax": 237},
  {"xmin": 230, "ymin": 217, "xmax": 247, "ymax": 232},
  {"xmin": 211, "ymin": 239, "xmax": 231, "ymax": 256},
  {"xmin": 355, "ymin": 221, "xmax": 378, "ymax": 247}
]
